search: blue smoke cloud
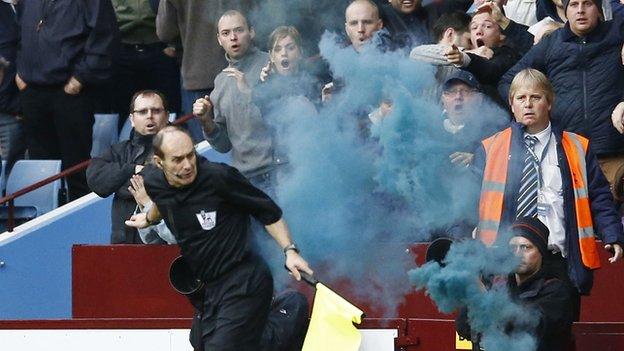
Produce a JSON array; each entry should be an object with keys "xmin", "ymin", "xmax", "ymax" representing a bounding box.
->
[
  {"xmin": 256, "ymin": 30, "xmax": 477, "ymax": 311},
  {"xmin": 410, "ymin": 239, "xmax": 539, "ymax": 351},
  {"xmin": 248, "ymin": 16, "xmax": 536, "ymax": 347}
]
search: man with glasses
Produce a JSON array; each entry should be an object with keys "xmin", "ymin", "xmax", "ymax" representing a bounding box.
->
[
  {"xmin": 87, "ymin": 90, "xmax": 169, "ymax": 244},
  {"xmin": 439, "ymin": 70, "xmax": 507, "ymax": 168},
  {"xmin": 425, "ymin": 70, "xmax": 507, "ymax": 239}
]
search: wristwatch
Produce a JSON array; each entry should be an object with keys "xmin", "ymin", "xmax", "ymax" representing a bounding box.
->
[{"xmin": 283, "ymin": 243, "xmax": 299, "ymax": 255}]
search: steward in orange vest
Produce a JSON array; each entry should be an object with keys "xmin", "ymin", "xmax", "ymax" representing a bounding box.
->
[{"xmin": 473, "ymin": 122, "xmax": 624, "ymax": 295}]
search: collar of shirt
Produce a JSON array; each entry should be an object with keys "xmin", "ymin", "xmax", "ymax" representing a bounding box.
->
[{"xmin": 524, "ymin": 122, "xmax": 552, "ymax": 154}]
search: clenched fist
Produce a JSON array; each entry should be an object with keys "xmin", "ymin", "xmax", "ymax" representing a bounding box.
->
[{"xmin": 193, "ymin": 95, "xmax": 216, "ymax": 134}]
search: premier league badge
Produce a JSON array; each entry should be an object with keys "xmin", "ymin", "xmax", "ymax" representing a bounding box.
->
[{"xmin": 196, "ymin": 210, "xmax": 217, "ymax": 231}]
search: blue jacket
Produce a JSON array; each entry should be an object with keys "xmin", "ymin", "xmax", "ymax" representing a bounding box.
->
[
  {"xmin": 498, "ymin": 20, "xmax": 624, "ymax": 156},
  {"xmin": 473, "ymin": 122, "xmax": 624, "ymax": 294},
  {"xmin": 0, "ymin": 2, "xmax": 19, "ymax": 115},
  {"xmin": 16, "ymin": 0, "xmax": 119, "ymax": 86}
]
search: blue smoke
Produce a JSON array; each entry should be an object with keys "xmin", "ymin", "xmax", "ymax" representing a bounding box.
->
[{"xmin": 410, "ymin": 238, "xmax": 539, "ymax": 351}]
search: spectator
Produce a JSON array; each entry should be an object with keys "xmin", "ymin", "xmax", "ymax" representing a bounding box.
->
[
  {"xmin": 0, "ymin": 0, "xmax": 24, "ymax": 172},
  {"xmin": 110, "ymin": 0, "xmax": 181, "ymax": 130},
  {"xmin": 432, "ymin": 71, "xmax": 507, "ymax": 237},
  {"xmin": 474, "ymin": 69, "xmax": 624, "ymax": 319},
  {"xmin": 379, "ymin": 0, "xmax": 434, "ymax": 49},
  {"xmin": 483, "ymin": 2, "xmax": 541, "ymax": 54},
  {"xmin": 499, "ymin": 0, "xmax": 624, "ymax": 195},
  {"xmin": 432, "ymin": 11, "xmax": 473, "ymax": 48},
  {"xmin": 436, "ymin": 71, "xmax": 507, "ymax": 165},
  {"xmin": 257, "ymin": 26, "xmax": 320, "ymax": 108},
  {"xmin": 536, "ymin": 0, "xmax": 568, "ymax": 22},
  {"xmin": 156, "ymin": 0, "xmax": 253, "ymax": 141},
  {"xmin": 456, "ymin": 217, "xmax": 575, "ymax": 351},
  {"xmin": 87, "ymin": 90, "xmax": 169, "ymax": 244},
  {"xmin": 344, "ymin": 0, "xmax": 385, "ymax": 52},
  {"xmin": 254, "ymin": 26, "xmax": 320, "ymax": 174},
  {"xmin": 321, "ymin": 0, "xmax": 386, "ymax": 103},
  {"xmin": 410, "ymin": 11, "xmax": 473, "ymax": 98},
  {"xmin": 445, "ymin": 10, "xmax": 521, "ymax": 107},
  {"xmin": 193, "ymin": 10, "xmax": 276, "ymax": 190},
  {"xmin": 15, "ymin": 0, "xmax": 118, "ymax": 200}
]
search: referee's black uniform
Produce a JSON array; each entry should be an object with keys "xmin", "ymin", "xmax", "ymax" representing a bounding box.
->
[{"xmin": 142, "ymin": 156, "xmax": 282, "ymax": 350}]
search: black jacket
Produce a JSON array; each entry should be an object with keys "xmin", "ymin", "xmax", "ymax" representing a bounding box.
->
[
  {"xmin": 499, "ymin": 19, "xmax": 624, "ymax": 155},
  {"xmin": 86, "ymin": 132, "xmax": 158, "ymax": 244},
  {"xmin": 536, "ymin": 0, "xmax": 566, "ymax": 23},
  {"xmin": 465, "ymin": 45, "xmax": 521, "ymax": 108},
  {"xmin": 379, "ymin": 3, "xmax": 433, "ymax": 49},
  {"xmin": 142, "ymin": 156, "xmax": 282, "ymax": 282},
  {"xmin": 456, "ymin": 266, "xmax": 574, "ymax": 351},
  {"xmin": 0, "ymin": 2, "xmax": 19, "ymax": 115},
  {"xmin": 16, "ymin": 0, "xmax": 119, "ymax": 86},
  {"xmin": 502, "ymin": 21, "xmax": 534, "ymax": 57}
]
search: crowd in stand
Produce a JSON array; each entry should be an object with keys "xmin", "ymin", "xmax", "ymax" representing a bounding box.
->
[
  {"xmin": 0, "ymin": 0, "xmax": 622, "ymax": 200},
  {"xmin": 2, "ymin": 0, "xmax": 624, "ymax": 349}
]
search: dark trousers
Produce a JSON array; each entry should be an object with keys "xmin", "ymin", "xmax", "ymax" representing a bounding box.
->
[
  {"xmin": 20, "ymin": 85, "xmax": 94, "ymax": 200},
  {"xmin": 0, "ymin": 112, "xmax": 25, "ymax": 172},
  {"xmin": 546, "ymin": 252, "xmax": 582, "ymax": 321},
  {"xmin": 112, "ymin": 43, "xmax": 181, "ymax": 130},
  {"xmin": 190, "ymin": 254, "xmax": 274, "ymax": 351}
]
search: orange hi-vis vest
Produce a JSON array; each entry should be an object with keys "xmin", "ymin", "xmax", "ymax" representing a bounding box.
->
[{"xmin": 478, "ymin": 127, "xmax": 601, "ymax": 270}]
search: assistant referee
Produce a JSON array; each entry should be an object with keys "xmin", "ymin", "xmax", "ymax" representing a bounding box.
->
[{"xmin": 126, "ymin": 126, "xmax": 313, "ymax": 350}]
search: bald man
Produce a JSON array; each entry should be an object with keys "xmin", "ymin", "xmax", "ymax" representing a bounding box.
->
[
  {"xmin": 194, "ymin": 10, "xmax": 277, "ymax": 192},
  {"xmin": 126, "ymin": 126, "xmax": 312, "ymax": 350},
  {"xmin": 345, "ymin": 0, "xmax": 384, "ymax": 52}
]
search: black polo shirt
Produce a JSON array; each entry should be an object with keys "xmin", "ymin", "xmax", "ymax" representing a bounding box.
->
[{"xmin": 142, "ymin": 156, "xmax": 282, "ymax": 281}]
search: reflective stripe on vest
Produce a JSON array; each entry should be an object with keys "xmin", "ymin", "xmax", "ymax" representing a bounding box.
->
[
  {"xmin": 477, "ymin": 128, "xmax": 600, "ymax": 269},
  {"xmin": 478, "ymin": 128, "xmax": 512, "ymax": 246}
]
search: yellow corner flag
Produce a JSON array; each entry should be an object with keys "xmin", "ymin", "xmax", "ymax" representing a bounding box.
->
[{"xmin": 302, "ymin": 282, "xmax": 364, "ymax": 351}]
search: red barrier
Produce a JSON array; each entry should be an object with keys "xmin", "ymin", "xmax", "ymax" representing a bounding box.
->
[{"xmin": 69, "ymin": 243, "xmax": 624, "ymax": 350}]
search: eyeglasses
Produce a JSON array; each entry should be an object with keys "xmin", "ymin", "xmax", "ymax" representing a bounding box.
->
[
  {"xmin": 443, "ymin": 88, "xmax": 477, "ymax": 96},
  {"xmin": 509, "ymin": 244, "xmax": 534, "ymax": 252},
  {"xmin": 133, "ymin": 107, "xmax": 165, "ymax": 116}
]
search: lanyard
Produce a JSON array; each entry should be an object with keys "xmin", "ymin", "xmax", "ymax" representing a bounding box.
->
[{"xmin": 525, "ymin": 132, "xmax": 552, "ymax": 188}]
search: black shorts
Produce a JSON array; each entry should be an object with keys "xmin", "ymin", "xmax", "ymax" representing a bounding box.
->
[{"xmin": 191, "ymin": 253, "xmax": 274, "ymax": 351}]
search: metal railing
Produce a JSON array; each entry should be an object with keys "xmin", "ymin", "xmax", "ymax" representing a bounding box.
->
[{"xmin": 0, "ymin": 113, "xmax": 197, "ymax": 232}]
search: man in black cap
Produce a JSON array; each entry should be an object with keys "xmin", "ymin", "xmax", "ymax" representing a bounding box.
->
[
  {"xmin": 457, "ymin": 217, "xmax": 575, "ymax": 351},
  {"xmin": 507, "ymin": 218, "xmax": 575, "ymax": 351}
]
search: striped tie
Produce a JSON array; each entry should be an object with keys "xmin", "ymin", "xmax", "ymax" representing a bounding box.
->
[{"xmin": 516, "ymin": 135, "xmax": 539, "ymax": 218}]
